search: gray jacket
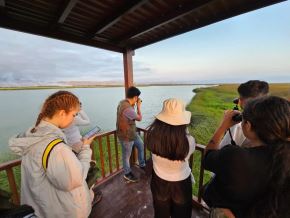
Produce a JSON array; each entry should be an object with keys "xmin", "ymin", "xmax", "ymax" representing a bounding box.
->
[{"xmin": 9, "ymin": 121, "xmax": 92, "ymax": 218}]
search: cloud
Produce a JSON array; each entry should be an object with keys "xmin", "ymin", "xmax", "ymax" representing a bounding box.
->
[
  {"xmin": 1, "ymin": 0, "xmax": 290, "ymax": 86},
  {"xmin": 0, "ymin": 28, "xmax": 154, "ymax": 85}
]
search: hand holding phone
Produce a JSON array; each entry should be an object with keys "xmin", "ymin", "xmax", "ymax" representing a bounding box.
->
[{"xmin": 83, "ymin": 125, "xmax": 101, "ymax": 139}]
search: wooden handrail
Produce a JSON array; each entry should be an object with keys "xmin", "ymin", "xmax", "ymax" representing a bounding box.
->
[
  {"xmin": 136, "ymin": 127, "xmax": 147, "ymax": 132},
  {"xmin": 0, "ymin": 158, "xmax": 21, "ymax": 205},
  {"xmin": 0, "ymin": 159, "xmax": 21, "ymax": 171},
  {"xmin": 0, "ymin": 128, "xmax": 207, "ymax": 211},
  {"xmin": 191, "ymin": 143, "xmax": 209, "ymax": 211},
  {"xmin": 196, "ymin": 143, "xmax": 206, "ymax": 151}
]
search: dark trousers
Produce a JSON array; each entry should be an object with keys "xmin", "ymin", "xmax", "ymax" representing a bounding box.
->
[{"xmin": 150, "ymin": 170, "xmax": 192, "ymax": 218}]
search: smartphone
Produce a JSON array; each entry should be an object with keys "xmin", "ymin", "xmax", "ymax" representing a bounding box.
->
[{"xmin": 83, "ymin": 125, "xmax": 101, "ymax": 139}]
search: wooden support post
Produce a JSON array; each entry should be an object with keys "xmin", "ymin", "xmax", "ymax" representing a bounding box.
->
[
  {"xmin": 123, "ymin": 49, "xmax": 134, "ymax": 95},
  {"xmin": 123, "ymin": 49, "xmax": 138, "ymax": 164}
]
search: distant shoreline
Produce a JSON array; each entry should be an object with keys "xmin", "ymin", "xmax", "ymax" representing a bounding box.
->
[
  {"xmin": 0, "ymin": 82, "xmax": 289, "ymax": 91},
  {"xmin": 0, "ymin": 83, "xmax": 217, "ymax": 91}
]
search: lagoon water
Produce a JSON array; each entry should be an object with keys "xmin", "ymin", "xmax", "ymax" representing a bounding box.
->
[{"xmin": 0, "ymin": 85, "xmax": 206, "ymax": 161}]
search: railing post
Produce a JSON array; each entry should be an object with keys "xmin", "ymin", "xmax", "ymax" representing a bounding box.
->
[
  {"xmin": 6, "ymin": 168, "xmax": 20, "ymax": 205},
  {"xmin": 197, "ymin": 148, "xmax": 205, "ymax": 203},
  {"xmin": 98, "ymin": 137, "xmax": 106, "ymax": 178},
  {"xmin": 114, "ymin": 132, "xmax": 120, "ymax": 170},
  {"xmin": 90, "ymin": 140, "xmax": 96, "ymax": 161},
  {"xmin": 189, "ymin": 154, "xmax": 193, "ymax": 170},
  {"xmin": 106, "ymin": 135, "xmax": 113, "ymax": 174},
  {"xmin": 143, "ymin": 131, "xmax": 147, "ymax": 160}
]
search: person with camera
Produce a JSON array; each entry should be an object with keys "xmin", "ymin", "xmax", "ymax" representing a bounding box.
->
[
  {"xmin": 116, "ymin": 86, "xmax": 146, "ymax": 182},
  {"xmin": 203, "ymin": 96, "xmax": 290, "ymax": 218},
  {"xmin": 220, "ymin": 80, "xmax": 269, "ymax": 148}
]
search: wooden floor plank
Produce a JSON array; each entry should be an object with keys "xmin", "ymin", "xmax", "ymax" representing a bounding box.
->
[{"xmin": 90, "ymin": 166, "xmax": 208, "ymax": 218}]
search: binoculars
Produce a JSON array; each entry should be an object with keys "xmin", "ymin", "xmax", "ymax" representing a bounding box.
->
[
  {"xmin": 233, "ymin": 98, "xmax": 239, "ymax": 104},
  {"xmin": 232, "ymin": 114, "xmax": 242, "ymax": 122},
  {"xmin": 232, "ymin": 98, "xmax": 242, "ymax": 122}
]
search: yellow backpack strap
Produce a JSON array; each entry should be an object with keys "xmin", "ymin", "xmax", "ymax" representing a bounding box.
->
[{"xmin": 42, "ymin": 138, "xmax": 63, "ymax": 171}]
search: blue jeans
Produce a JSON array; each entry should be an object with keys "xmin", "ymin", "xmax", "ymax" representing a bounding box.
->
[{"xmin": 120, "ymin": 134, "xmax": 146, "ymax": 175}]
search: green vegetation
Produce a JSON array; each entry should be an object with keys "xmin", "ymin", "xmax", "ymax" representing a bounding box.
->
[
  {"xmin": 268, "ymin": 83, "xmax": 290, "ymax": 99},
  {"xmin": 188, "ymin": 84, "xmax": 239, "ymax": 194}
]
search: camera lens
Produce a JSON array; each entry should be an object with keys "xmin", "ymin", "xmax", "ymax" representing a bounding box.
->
[
  {"xmin": 232, "ymin": 114, "xmax": 242, "ymax": 122},
  {"xmin": 233, "ymin": 98, "xmax": 239, "ymax": 104}
]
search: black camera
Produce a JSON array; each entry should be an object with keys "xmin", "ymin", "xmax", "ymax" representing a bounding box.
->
[
  {"xmin": 232, "ymin": 114, "xmax": 242, "ymax": 122},
  {"xmin": 233, "ymin": 98, "xmax": 239, "ymax": 105},
  {"xmin": 232, "ymin": 98, "xmax": 242, "ymax": 122}
]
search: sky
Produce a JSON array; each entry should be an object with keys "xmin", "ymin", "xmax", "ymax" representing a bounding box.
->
[{"xmin": 0, "ymin": 1, "xmax": 289, "ymax": 86}]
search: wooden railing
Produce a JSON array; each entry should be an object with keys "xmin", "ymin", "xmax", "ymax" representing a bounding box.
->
[
  {"xmin": 0, "ymin": 128, "xmax": 207, "ymax": 211},
  {"xmin": 90, "ymin": 127, "xmax": 148, "ymax": 185},
  {"xmin": 0, "ymin": 159, "xmax": 21, "ymax": 205},
  {"xmin": 191, "ymin": 144, "xmax": 209, "ymax": 210},
  {"xmin": 90, "ymin": 130, "xmax": 123, "ymax": 184}
]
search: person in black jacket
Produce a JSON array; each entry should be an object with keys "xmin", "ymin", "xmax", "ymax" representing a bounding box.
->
[{"xmin": 203, "ymin": 96, "xmax": 290, "ymax": 218}]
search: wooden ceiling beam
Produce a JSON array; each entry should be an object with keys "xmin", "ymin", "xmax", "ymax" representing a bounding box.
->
[
  {"xmin": 0, "ymin": 17, "xmax": 124, "ymax": 53},
  {"xmin": 58, "ymin": 0, "xmax": 79, "ymax": 23},
  {"xmin": 131, "ymin": 0, "xmax": 286, "ymax": 50},
  {"xmin": 49, "ymin": 0, "xmax": 79, "ymax": 32},
  {"xmin": 0, "ymin": 0, "xmax": 6, "ymax": 17},
  {"xmin": 221, "ymin": 0, "xmax": 230, "ymax": 12},
  {"xmin": 0, "ymin": 0, "xmax": 5, "ymax": 7},
  {"xmin": 89, "ymin": 0, "xmax": 148, "ymax": 37},
  {"xmin": 116, "ymin": 0, "xmax": 213, "ymax": 44}
]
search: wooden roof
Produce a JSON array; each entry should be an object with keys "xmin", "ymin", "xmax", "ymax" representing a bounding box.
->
[{"xmin": 0, "ymin": 0, "xmax": 285, "ymax": 53}]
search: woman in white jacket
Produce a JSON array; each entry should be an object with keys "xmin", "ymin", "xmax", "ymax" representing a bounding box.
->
[{"xmin": 9, "ymin": 91, "xmax": 96, "ymax": 218}]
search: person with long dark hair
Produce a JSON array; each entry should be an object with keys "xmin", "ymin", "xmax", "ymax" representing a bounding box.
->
[
  {"xmin": 203, "ymin": 96, "xmax": 290, "ymax": 218},
  {"xmin": 146, "ymin": 98, "xmax": 196, "ymax": 218}
]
